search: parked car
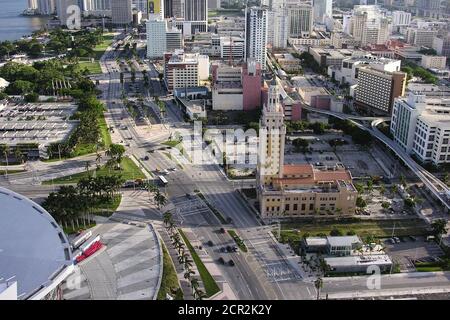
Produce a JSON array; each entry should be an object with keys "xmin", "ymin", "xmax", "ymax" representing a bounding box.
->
[
  {"xmin": 394, "ymin": 237, "xmax": 401, "ymax": 243},
  {"xmin": 220, "ymin": 247, "xmax": 226, "ymax": 253},
  {"xmin": 389, "ymin": 238, "xmax": 396, "ymax": 244},
  {"xmin": 218, "ymin": 257, "xmax": 225, "ymax": 264},
  {"xmin": 226, "ymin": 245, "xmax": 233, "ymax": 253},
  {"xmin": 409, "ymin": 236, "xmax": 417, "ymax": 242},
  {"xmin": 219, "ymin": 228, "xmax": 226, "ymax": 234},
  {"xmin": 228, "ymin": 259, "xmax": 235, "ymax": 267},
  {"xmin": 144, "ymin": 156, "xmax": 149, "ymax": 161},
  {"xmin": 207, "ymin": 240, "xmax": 214, "ymax": 247},
  {"xmin": 232, "ymin": 246, "xmax": 238, "ymax": 252}
]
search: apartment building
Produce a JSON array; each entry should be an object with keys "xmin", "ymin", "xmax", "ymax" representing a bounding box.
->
[
  {"xmin": 391, "ymin": 91, "xmax": 450, "ymax": 165},
  {"xmin": 256, "ymin": 81, "xmax": 357, "ymax": 219},
  {"xmin": 354, "ymin": 66, "xmax": 406, "ymax": 115},
  {"xmin": 287, "ymin": 3, "xmax": 313, "ymax": 38},
  {"xmin": 164, "ymin": 50, "xmax": 209, "ymax": 92},
  {"xmin": 244, "ymin": 6, "xmax": 269, "ymax": 70},
  {"xmin": 421, "ymin": 55, "xmax": 447, "ymax": 70},
  {"xmin": 328, "ymin": 54, "xmax": 402, "ymax": 86},
  {"xmin": 406, "ymin": 28, "xmax": 438, "ymax": 48}
]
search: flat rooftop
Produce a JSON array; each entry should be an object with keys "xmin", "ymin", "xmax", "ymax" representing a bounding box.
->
[
  {"xmin": 0, "ymin": 186, "xmax": 73, "ymax": 299},
  {"xmin": 325, "ymin": 254, "xmax": 392, "ymax": 267},
  {"xmin": 0, "ymin": 102, "xmax": 78, "ymax": 147}
]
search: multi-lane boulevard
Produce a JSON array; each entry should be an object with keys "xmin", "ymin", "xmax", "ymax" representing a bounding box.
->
[{"xmin": 2, "ymin": 35, "xmax": 450, "ymax": 300}]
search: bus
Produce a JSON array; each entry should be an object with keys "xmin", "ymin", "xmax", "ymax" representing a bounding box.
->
[{"xmin": 158, "ymin": 175, "xmax": 168, "ymax": 186}]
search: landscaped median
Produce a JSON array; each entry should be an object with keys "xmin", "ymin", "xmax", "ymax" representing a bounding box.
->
[
  {"xmin": 157, "ymin": 242, "xmax": 183, "ymax": 300},
  {"xmin": 43, "ymin": 156, "xmax": 146, "ymax": 184},
  {"xmin": 178, "ymin": 229, "xmax": 220, "ymax": 298},
  {"xmin": 194, "ymin": 190, "xmax": 228, "ymax": 224},
  {"xmin": 227, "ymin": 230, "xmax": 248, "ymax": 253}
]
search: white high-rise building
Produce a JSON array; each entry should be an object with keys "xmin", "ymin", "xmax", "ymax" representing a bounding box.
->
[
  {"xmin": 391, "ymin": 92, "xmax": 450, "ymax": 165},
  {"xmin": 146, "ymin": 19, "xmax": 167, "ymax": 59},
  {"xmin": 111, "ymin": 0, "xmax": 132, "ymax": 24},
  {"xmin": 287, "ymin": 3, "xmax": 313, "ymax": 38},
  {"xmin": 245, "ymin": 6, "xmax": 269, "ymax": 70},
  {"xmin": 392, "ymin": 10, "xmax": 411, "ymax": 27},
  {"xmin": 350, "ymin": 5, "xmax": 391, "ymax": 46},
  {"xmin": 313, "ymin": 0, "xmax": 332, "ymax": 24},
  {"xmin": 28, "ymin": 0, "xmax": 38, "ymax": 10},
  {"xmin": 269, "ymin": 0, "xmax": 289, "ymax": 49}
]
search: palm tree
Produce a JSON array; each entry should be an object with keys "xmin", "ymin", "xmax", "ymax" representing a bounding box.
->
[
  {"xmin": 314, "ymin": 277, "xmax": 323, "ymax": 300},
  {"xmin": 95, "ymin": 152, "xmax": 102, "ymax": 169},
  {"xmin": 1, "ymin": 145, "xmax": 10, "ymax": 175},
  {"xmin": 379, "ymin": 184, "xmax": 386, "ymax": 201},
  {"xmin": 85, "ymin": 161, "xmax": 91, "ymax": 174},
  {"xmin": 163, "ymin": 211, "xmax": 173, "ymax": 227},
  {"xmin": 194, "ymin": 289, "xmax": 207, "ymax": 300},
  {"xmin": 14, "ymin": 148, "xmax": 24, "ymax": 164},
  {"xmin": 184, "ymin": 269, "xmax": 194, "ymax": 282},
  {"xmin": 392, "ymin": 184, "xmax": 398, "ymax": 195},
  {"xmin": 154, "ymin": 191, "xmax": 167, "ymax": 210}
]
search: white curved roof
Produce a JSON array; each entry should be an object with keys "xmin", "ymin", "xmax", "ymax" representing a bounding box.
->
[{"xmin": 0, "ymin": 187, "xmax": 73, "ymax": 300}]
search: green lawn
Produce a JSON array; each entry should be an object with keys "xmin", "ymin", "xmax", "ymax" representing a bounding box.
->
[
  {"xmin": 162, "ymin": 140, "xmax": 181, "ymax": 148},
  {"xmin": 43, "ymin": 157, "xmax": 145, "ymax": 184},
  {"xmin": 279, "ymin": 218, "xmax": 430, "ymax": 239},
  {"xmin": 93, "ymin": 34, "xmax": 115, "ymax": 60},
  {"xmin": 157, "ymin": 243, "xmax": 183, "ymax": 300},
  {"xmin": 0, "ymin": 169, "xmax": 25, "ymax": 174},
  {"xmin": 228, "ymin": 230, "xmax": 247, "ymax": 253},
  {"xmin": 94, "ymin": 195, "xmax": 122, "ymax": 217},
  {"xmin": 52, "ymin": 114, "xmax": 112, "ymax": 160},
  {"xmin": 76, "ymin": 61, "xmax": 102, "ymax": 74},
  {"xmin": 98, "ymin": 114, "xmax": 112, "ymax": 148},
  {"xmin": 178, "ymin": 229, "xmax": 220, "ymax": 298}
]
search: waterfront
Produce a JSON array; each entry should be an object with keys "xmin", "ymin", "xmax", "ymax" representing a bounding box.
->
[{"xmin": 0, "ymin": 0, "xmax": 48, "ymax": 41}]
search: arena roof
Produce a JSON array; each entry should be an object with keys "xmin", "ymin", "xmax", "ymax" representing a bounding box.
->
[{"xmin": 0, "ymin": 187, "xmax": 73, "ymax": 300}]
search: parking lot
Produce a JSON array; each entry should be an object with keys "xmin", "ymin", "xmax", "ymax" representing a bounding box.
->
[
  {"xmin": 284, "ymin": 133, "xmax": 385, "ymax": 177},
  {"xmin": 384, "ymin": 237, "xmax": 444, "ymax": 272}
]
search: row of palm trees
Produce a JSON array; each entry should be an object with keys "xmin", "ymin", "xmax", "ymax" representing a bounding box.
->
[
  {"xmin": 163, "ymin": 211, "xmax": 207, "ymax": 300},
  {"xmin": 0, "ymin": 145, "xmax": 26, "ymax": 171},
  {"xmin": 43, "ymin": 175, "xmax": 123, "ymax": 230}
]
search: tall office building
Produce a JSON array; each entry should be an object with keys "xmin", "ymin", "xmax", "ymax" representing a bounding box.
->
[
  {"xmin": 313, "ymin": 0, "xmax": 332, "ymax": 24},
  {"xmin": 392, "ymin": 10, "xmax": 411, "ymax": 27},
  {"xmin": 28, "ymin": 0, "xmax": 38, "ymax": 10},
  {"xmin": 37, "ymin": 0, "xmax": 56, "ymax": 14},
  {"xmin": 184, "ymin": 0, "xmax": 207, "ymax": 21},
  {"xmin": 351, "ymin": 5, "xmax": 391, "ymax": 46},
  {"xmin": 354, "ymin": 66, "xmax": 406, "ymax": 115},
  {"xmin": 245, "ymin": 6, "xmax": 269, "ymax": 70},
  {"xmin": 269, "ymin": 0, "xmax": 288, "ymax": 49},
  {"xmin": 287, "ymin": 3, "xmax": 313, "ymax": 38},
  {"xmin": 146, "ymin": 19, "xmax": 167, "ymax": 59},
  {"xmin": 111, "ymin": 0, "xmax": 132, "ymax": 25},
  {"xmin": 416, "ymin": 0, "xmax": 441, "ymax": 19}
]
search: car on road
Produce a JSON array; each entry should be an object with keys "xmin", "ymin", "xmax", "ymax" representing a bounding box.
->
[
  {"xmin": 220, "ymin": 247, "xmax": 226, "ymax": 253},
  {"xmin": 232, "ymin": 246, "xmax": 238, "ymax": 252},
  {"xmin": 144, "ymin": 156, "xmax": 149, "ymax": 161},
  {"xmin": 218, "ymin": 257, "xmax": 225, "ymax": 264},
  {"xmin": 226, "ymin": 245, "xmax": 233, "ymax": 252},
  {"xmin": 219, "ymin": 228, "xmax": 225, "ymax": 234},
  {"xmin": 228, "ymin": 259, "xmax": 235, "ymax": 267},
  {"xmin": 207, "ymin": 240, "xmax": 214, "ymax": 247}
]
